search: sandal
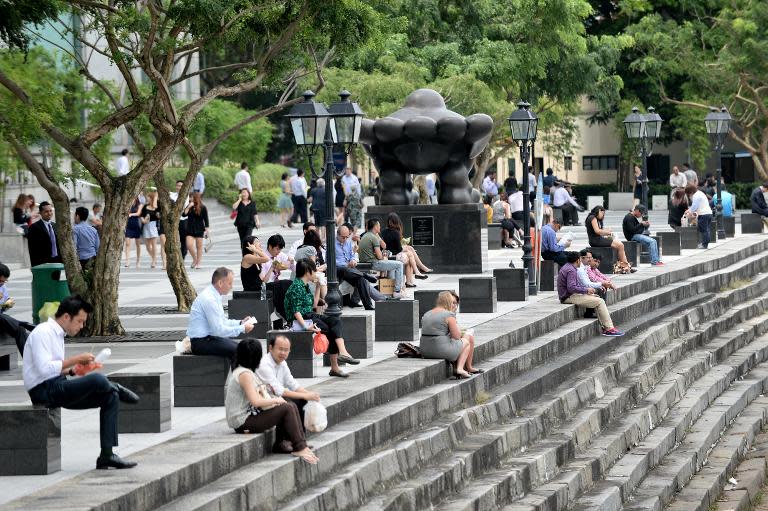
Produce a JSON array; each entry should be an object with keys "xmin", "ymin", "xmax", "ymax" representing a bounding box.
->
[
  {"xmin": 415, "ymin": 274, "xmax": 428, "ymax": 280},
  {"xmin": 405, "ymin": 283, "xmax": 417, "ymax": 288},
  {"xmin": 453, "ymin": 372, "xmax": 472, "ymax": 380},
  {"xmin": 468, "ymin": 368, "xmax": 485, "ymax": 374}
]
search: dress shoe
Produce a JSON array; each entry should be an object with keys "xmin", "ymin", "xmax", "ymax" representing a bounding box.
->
[
  {"xmin": 113, "ymin": 383, "xmax": 140, "ymax": 404},
  {"xmin": 338, "ymin": 354, "xmax": 360, "ymax": 365},
  {"xmin": 96, "ymin": 454, "xmax": 138, "ymax": 469}
]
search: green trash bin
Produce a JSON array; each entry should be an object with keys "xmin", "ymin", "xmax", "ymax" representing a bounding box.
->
[{"xmin": 31, "ymin": 263, "xmax": 70, "ymax": 324}]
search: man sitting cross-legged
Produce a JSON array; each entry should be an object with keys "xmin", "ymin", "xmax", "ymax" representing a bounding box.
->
[{"xmin": 557, "ymin": 251, "xmax": 623, "ymax": 337}]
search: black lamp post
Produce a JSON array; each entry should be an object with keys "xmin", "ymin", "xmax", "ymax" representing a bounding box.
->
[
  {"xmin": 705, "ymin": 106, "xmax": 732, "ymax": 240},
  {"xmin": 623, "ymin": 106, "xmax": 663, "ymax": 209},
  {"xmin": 286, "ymin": 90, "xmax": 364, "ymax": 317},
  {"xmin": 507, "ymin": 101, "xmax": 538, "ymax": 295}
]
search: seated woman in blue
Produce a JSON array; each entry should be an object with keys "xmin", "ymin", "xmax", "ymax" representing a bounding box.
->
[{"xmin": 284, "ymin": 259, "xmax": 359, "ymax": 378}]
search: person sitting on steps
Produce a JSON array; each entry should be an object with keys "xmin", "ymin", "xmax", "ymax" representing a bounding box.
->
[{"xmin": 585, "ymin": 205, "xmax": 634, "ymax": 273}]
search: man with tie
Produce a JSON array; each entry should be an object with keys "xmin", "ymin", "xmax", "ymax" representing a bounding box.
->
[{"xmin": 27, "ymin": 201, "xmax": 62, "ymax": 268}]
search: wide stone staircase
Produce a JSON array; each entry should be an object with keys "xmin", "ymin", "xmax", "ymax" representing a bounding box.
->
[{"xmin": 5, "ymin": 237, "xmax": 768, "ymax": 511}]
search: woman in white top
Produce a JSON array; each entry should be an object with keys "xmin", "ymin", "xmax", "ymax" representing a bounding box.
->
[
  {"xmin": 684, "ymin": 184, "xmax": 714, "ymax": 248},
  {"xmin": 224, "ymin": 338, "xmax": 318, "ymax": 464}
]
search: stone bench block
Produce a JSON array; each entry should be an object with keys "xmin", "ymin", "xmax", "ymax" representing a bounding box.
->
[
  {"xmin": 741, "ymin": 213, "xmax": 764, "ymax": 234},
  {"xmin": 228, "ymin": 294, "xmax": 274, "ymax": 340},
  {"xmin": 540, "ymin": 260, "xmax": 556, "ymax": 292},
  {"xmin": 0, "ymin": 338, "xmax": 17, "ymax": 371},
  {"xmin": 493, "ymin": 268, "xmax": 528, "ymax": 301},
  {"xmin": 414, "ymin": 289, "xmax": 455, "ymax": 325},
  {"xmin": 110, "ymin": 372, "xmax": 171, "ymax": 433},
  {"xmin": 267, "ymin": 330, "xmax": 315, "ymax": 378},
  {"xmin": 587, "ymin": 246, "xmax": 617, "ymax": 274},
  {"xmin": 609, "ymin": 192, "xmax": 634, "ymax": 211},
  {"xmin": 637, "ymin": 236, "xmax": 660, "ymax": 264},
  {"xmin": 652, "ymin": 195, "xmax": 668, "ymax": 210},
  {"xmin": 487, "ymin": 223, "xmax": 502, "ymax": 250},
  {"xmin": 322, "ymin": 314, "xmax": 371, "ymax": 365},
  {"xmin": 657, "ymin": 231, "xmax": 681, "ymax": 256},
  {"xmin": 587, "ymin": 196, "xmax": 603, "ymax": 210},
  {"xmin": 675, "ymin": 226, "xmax": 699, "ymax": 249},
  {"xmin": 723, "ymin": 216, "xmax": 736, "ymax": 237},
  {"xmin": 375, "ymin": 300, "xmax": 419, "ymax": 342},
  {"xmin": 458, "ymin": 277, "xmax": 497, "ymax": 313},
  {"xmin": 623, "ymin": 241, "xmax": 639, "ymax": 267},
  {"xmin": 0, "ymin": 406, "xmax": 60, "ymax": 475},
  {"xmin": 173, "ymin": 354, "xmax": 230, "ymax": 407}
]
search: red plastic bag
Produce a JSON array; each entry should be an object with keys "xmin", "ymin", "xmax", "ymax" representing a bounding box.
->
[{"xmin": 313, "ymin": 332, "xmax": 329, "ymax": 354}]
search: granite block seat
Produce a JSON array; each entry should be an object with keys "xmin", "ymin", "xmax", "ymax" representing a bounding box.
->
[
  {"xmin": 173, "ymin": 354, "xmax": 230, "ymax": 407},
  {"xmin": 493, "ymin": 268, "xmax": 528, "ymax": 301},
  {"xmin": 323, "ymin": 314, "xmax": 374, "ymax": 366},
  {"xmin": 539, "ymin": 260, "xmax": 557, "ymax": 292},
  {"xmin": 458, "ymin": 277, "xmax": 497, "ymax": 313},
  {"xmin": 228, "ymin": 292, "xmax": 274, "ymax": 340},
  {"xmin": 742, "ymin": 213, "xmax": 764, "ymax": 234},
  {"xmin": 709, "ymin": 220, "xmax": 717, "ymax": 242},
  {"xmin": 0, "ymin": 406, "xmax": 60, "ymax": 475},
  {"xmin": 587, "ymin": 246, "xmax": 617, "ymax": 274},
  {"xmin": 375, "ymin": 300, "xmax": 419, "ymax": 342},
  {"xmin": 723, "ymin": 216, "xmax": 736, "ymax": 237},
  {"xmin": 609, "ymin": 192, "xmax": 634, "ymax": 211},
  {"xmin": 675, "ymin": 226, "xmax": 699, "ymax": 249},
  {"xmin": 414, "ymin": 289, "xmax": 455, "ymax": 325},
  {"xmin": 110, "ymin": 372, "xmax": 171, "ymax": 433},
  {"xmin": 623, "ymin": 241, "xmax": 639, "ymax": 267},
  {"xmin": 652, "ymin": 195, "xmax": 668, "ymax": 210},
  {"xmin": 487, "ymin": 223, "xmax": 502, "ymax": 250},
  {"xmin": 657, "ymin": 231, "xmax": 681, "ymax": 256},
  {"xmin": 267, "ymin": 330, "xmax": 315, "ymax": 378},
  {"xmin": 0, "ymin": 334, "xmax": 18, "ymax": 371}
]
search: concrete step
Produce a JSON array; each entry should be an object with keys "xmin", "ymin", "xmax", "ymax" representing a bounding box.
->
[{"xmin": 7, "ymin": 238, "xmax": 768, "ymax": 511}]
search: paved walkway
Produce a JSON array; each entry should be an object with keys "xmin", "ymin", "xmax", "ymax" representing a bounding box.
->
[{"xmin": 0, "ymin": 208, "xmax": 752, "ymax": 504}]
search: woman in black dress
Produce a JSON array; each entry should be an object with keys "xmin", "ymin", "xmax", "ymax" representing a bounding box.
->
[
  {"xmin": 124, "ymin": 197, "xmax": 144, "ymax": 268},
  {"xmin": 334, "ymin": 176, "xmax": 345, "ymax": 224},
  {"xmin": 184, "ymin": 192, "xmax": 209, "ymax": 269},
  {"xmin": 633, "ymin": 165, "xmax": 645, "ymax": 207},
  {"xmin": 240, "ymin": 235, "xmax": 269, "ymax": 292},
  {"xmin": 232, "ymin": 188, "xmax": 259, "ymax": 246},
  {"xmin": 585, "ymin": 205, "xmax": 629, "ymax": 267}
]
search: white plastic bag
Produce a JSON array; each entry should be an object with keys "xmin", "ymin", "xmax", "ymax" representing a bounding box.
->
[{"xmin": 303, "ymin": 400, "xmax": 328, "ymax": 432}]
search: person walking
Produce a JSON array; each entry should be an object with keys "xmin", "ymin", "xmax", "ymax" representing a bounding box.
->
[
  {"xmin": 279, "ymin": 173, "xmax": 294, "ymax": 228},
  {"xmin": 27, "ymin": 201, "xmax": 61, "ymax": 268},
  {"xmin": 184, "ymin": 192, "xmax": 209, "ymax": 269},
  {"xmin": 290, "ymin": 169, "xmax": 308, "ymax": 224},
  {"xmin": 232, "ymin": 188, "xmax": 259, "ymax": 246},
  {"xmin": 344, "ymin": 186, "xmax": 364, "ymax": 231},
  {"xmin": 116, "ymin": 148, "xmax": 130, "ymax": 176},
  {"xmin": 309, "ymin": 178, "xmax": 328, "ymax": 239},
  {"xmin": 141, "ymin": 191, "xmax": 161, "ymax": 269},
  {"xmin": 124, "ymin": 197, "xmax": 143, "ymax": 269},
  {"xmin": 234, "ymin": 162, "xmax": 252, "ymax": 193},
  {"xmin": 73, "ymin": 207, "xmax": 100, "ymax": 270}
]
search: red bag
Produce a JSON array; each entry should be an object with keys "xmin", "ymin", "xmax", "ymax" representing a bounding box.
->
[
  {"xmin": 230, "ymin": 210, "xmax": 237, "ymax": 220},
  {"xmin": 313, "ymin": 332, "xmax": 329, "ymax": 354}
]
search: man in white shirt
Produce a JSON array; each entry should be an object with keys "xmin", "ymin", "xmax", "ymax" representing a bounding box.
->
[
  {"xmin": 187, "ymin": 268, "xmax": 255, "ymax": 365},
  {"xmin": 552, "ymin": 181, "xmax": 582, "ymax": 226},
  {"xmin": 23, "ymin": 295, "xmax": 139, "ymax": 469},
  {"xmin": 234, "ymin": 162, "xmax": 253, "ymax": 193},
  {"xmin": 340, "ymin": 167, "xmax": 360, "ymax": 195},
  {"xmin": 257, "ymin": 335, "xmax": 320, "ymax": 430},
  {"xmin": 260, "ymin": 234, "xmax": 293, "ymax": 284},
  {"xmin": 669, "ymin": 165, "xmax": 687, "ymax": 188},
  {"xmin": 193, "ymin": 171, "xmax": 205, "ymax": 194},
  {"xmin": 116, "ymin": 148, "xmax": 130, "ymax": 176},
  {"xmin": 290, "ymin": 169, "xmax": 309, "ymax": 224}
]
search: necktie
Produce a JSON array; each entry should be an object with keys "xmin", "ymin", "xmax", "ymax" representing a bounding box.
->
[{"xmin": 47, "ymin": 223, "xmax": 58, "ymax": 258}]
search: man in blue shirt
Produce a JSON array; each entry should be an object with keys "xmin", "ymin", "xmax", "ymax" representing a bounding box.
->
[
  {"xmin": 334, "ymin": 225, "xmax": 386, "ymax": 308},
  {"xmin": 73, "ymin": 207, "xmax": 100, "ymax": 269},
  {"xmin": 540, "ymin": 215, "xmax": 571, "ymax": 266},
  {"xmin": 712, "ymin": 181, "xmax": 735, "ymax": 218},
  {"xmin": 187, "ymin": 267, "xmax": 255, "ymax": 366}
]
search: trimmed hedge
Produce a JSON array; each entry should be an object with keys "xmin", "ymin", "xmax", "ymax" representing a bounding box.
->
[{"xmin": 163, "ymin": 164, "xmax": 288, "ymax": 213}]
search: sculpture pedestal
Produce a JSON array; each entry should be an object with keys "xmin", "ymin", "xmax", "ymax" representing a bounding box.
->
[{"xmin": 366, "ymin": 204, "xmax": 487, "ymax": 274}]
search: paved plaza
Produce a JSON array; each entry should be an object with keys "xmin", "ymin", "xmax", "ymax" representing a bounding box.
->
[{"xmin": 1, "ymin": 207, "xmax": 767, "ymax": 510}]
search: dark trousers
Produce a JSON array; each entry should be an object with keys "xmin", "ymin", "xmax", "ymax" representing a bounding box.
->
[
  {"xmin": 287, "ymin": 397, "xmax": 308, "ymax": 429},
  {"xmin": 179, "ymin": 220, "xmax": 188, "ymax": 259},
  {"xmin": 234, "ymin": 401, "xmax": 307, "ymax": 452},
  {"xmin": 0, "ymin": 312, "xmax": 28, "ymax": 355},
  {"xmin": 190, "ymin": 336, "xmax": 239, "ymax": 368},
  {"xmin": 698, "ymin": 214, "xmax": 712, "ymax": 247},
  {"xmin": 290, "ymin": 196, "xmax": 308, "ymax": 224},
  {"xmin": 338, "ymin": 267, "xmax": 376, "ymax": 309},
  {"xmin": 236, "ymin": 224, "xmax": 254, "ymax": 246},
  {"xmin": 28, "ymin": 374, "xmax": 119, "ymax": 448},
  {"xmin": 305, "ymin": 313, "xmax": 341, "ymax": 354},
  {"xmin": 560, "ymin": 203, "xmax": 578, "ymax": 225},
  {"xmin": 542, "ymin": 250, "xmax": 568, "ymax": 266}
]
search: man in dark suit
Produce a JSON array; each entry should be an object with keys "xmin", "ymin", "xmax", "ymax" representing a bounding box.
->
[{"xmin": 27, "ymin": 201, "xmax": 62, "ymax": 268}]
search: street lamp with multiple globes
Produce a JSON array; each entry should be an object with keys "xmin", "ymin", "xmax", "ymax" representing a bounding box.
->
[
  {"xmin": 507, "ymin": 101, "xmax": 538, "ymax": 295},
  {"xmin": 285, "ymin": 90, "xmax": 364, "ymax": 317},
  {"xmin": 623, "ymin": 106, "xmax": 663, "ymax": 209},
  {"xmin": 704, "ymin": 106, "xmax": 732, "ymax": 240}
]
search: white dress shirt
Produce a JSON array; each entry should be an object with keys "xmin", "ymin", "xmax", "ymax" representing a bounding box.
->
[
  {"xmin": 116, "ymin": 155, "xmax": 130, "ymax": 176},
  {"xmin": 669, "ymin": 173, "xmax": 687, "ymax": 188},
  {"xmin": 256, "ymin": 353, "xmax": 300, "ymax": 397},
  {"xmin": 186, "ymin": 284, "xmax": 244, "ymax": 339},
  {"xmin": 341, "ymin": 174, "xmax": 360, "ymax": 194},
  {"xmin": 689, "ymin": 190, "xmax": 713, "ymax": 216},
  {"xmin": 508, "ymin": 191, "xmax": 524, "ymax": 213},
  {"xmin": 577, "ymin": 264, "xmax": 603, "ymax": 290},
  {"xmin": 23, "ymin": 318, "xmax": 65, "ymax": 390},
  {"xmin": 291, "ymin": 177, "xmax": 308, "ymax": 197},
  {"xmin": 553, "ymin": 187, "xmax": 579, "ymax": 208},
  {"xmin": 234, "ymin": 170, "xmax": 252, "ymax": 192}
]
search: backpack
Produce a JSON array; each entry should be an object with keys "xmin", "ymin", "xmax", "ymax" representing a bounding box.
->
[{"xmin": 395, "ymin": 342, "xmax": 422, "ymax": 358}]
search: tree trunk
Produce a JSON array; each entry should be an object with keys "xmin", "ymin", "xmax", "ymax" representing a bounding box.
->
[{"xmin": 156, "ymin": 168, "xmax": 197, "ymax": 311}]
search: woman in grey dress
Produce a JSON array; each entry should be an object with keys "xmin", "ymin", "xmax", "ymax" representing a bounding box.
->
[{"xmin": 419, "ymin": 291, "xmax": 481, "ymax": 379}]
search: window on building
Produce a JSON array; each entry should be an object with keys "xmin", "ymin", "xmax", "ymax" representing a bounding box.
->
[
  {"xmin": 582, "ymin": 155, "xmax": 618, "ymax": 171},
  {"xmin": 564, "ymin": 156, "xmax": 572, "ymax": 171}
]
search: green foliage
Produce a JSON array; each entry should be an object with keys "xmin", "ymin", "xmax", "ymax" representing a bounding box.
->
[
  {"xmin": 252, "ymin": 189, "xmax": 282, "ymax": 214},
  {"xmin": 252, "ymin": 163, "xmax": 289, "ymax": 189},
  {"xmin": 0, "ymin": 0, "xmax": 59, "ymax": 52}
]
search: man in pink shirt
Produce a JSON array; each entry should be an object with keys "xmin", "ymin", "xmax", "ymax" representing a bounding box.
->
[{"xmin": 585, "ymin": 253, "xmax": 616, "ymax": 290}]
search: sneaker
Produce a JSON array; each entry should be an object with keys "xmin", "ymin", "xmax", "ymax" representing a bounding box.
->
[
  {"xmin": 651, "ymin": 261, "xmax": 665, "ymax": 266},
  {"xmin": 696, "ymin": 244, "xmax": 705, "ymax": 249},
  {"xmin": 601, "ymin": 328, "xmax": 625, "ymax": 337}
]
